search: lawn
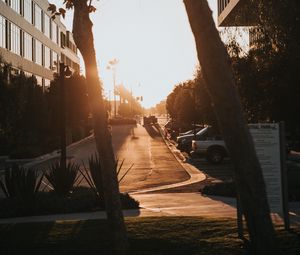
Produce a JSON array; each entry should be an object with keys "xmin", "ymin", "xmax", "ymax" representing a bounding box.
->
[{"xmin": 0, "ymin": 217, "xmax": 299, "ymax": 255}]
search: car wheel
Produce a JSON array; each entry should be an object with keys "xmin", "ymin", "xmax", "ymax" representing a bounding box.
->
[{"xmin": 207, "ymin": 148, "xmax": 224, "ymax": 164}]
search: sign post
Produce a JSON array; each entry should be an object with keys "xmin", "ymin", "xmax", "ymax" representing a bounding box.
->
[{"xmin": 237, "ymin": 123, "xmax": 290, "ymax": 237}]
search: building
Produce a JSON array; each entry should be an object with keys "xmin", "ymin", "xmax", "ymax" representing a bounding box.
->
[
  {"xmin": 0, "ymin": 0, "xmax": 80, "ymax": 90},
  {"xmin": 218, "ymin": 0, "xmax": 262, "ymax": 48},
  {"xmin": 217, "ymin": 0, "xmax": 257, "ymax": 27}
]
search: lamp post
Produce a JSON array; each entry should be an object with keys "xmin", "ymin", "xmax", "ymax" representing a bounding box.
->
[
  {"xmin": 59, "ymin": 62, "xmax": 72, "ymax": 171},
  {"xmin": 107, "ymin": 59, "xmax": 119, "ymax": 118}
]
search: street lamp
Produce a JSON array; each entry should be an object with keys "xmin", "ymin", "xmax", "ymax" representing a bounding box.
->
[
  {"xmin": 59, "ymin": 62, "xmax": 72, "ymax": 171},
  {"xmin": 107, "ymin": 59, "xmax": 119, "ymax": 118}
]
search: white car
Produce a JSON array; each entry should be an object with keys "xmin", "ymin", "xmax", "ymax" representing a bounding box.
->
[
  {"xmin": 191, "ymin": 126, "xmax": 228, "ymax": 164},
  {"xmin": 176, "ymin": 127, "xmax": 207, "ymax": 152}
]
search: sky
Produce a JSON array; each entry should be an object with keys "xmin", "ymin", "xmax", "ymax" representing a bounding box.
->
[{"xmin": 52, "ymin": 0, "xmax": 218, "ymax": 108}]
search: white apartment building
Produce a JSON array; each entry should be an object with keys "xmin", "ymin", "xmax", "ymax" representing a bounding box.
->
[
  {"xmin": 217, "ymin": 0, "xmax": 256, "ymax": 27},
  {"xmin": 0, "ymin": 0, "xmax": 80, "ymax": 90}
]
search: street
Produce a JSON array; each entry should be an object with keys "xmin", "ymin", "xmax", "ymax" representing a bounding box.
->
[{"xmin": 25, "ymin": 123, "xmax": 189, "ymax": 193}]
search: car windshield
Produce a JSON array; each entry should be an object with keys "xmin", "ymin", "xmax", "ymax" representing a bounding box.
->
[
  {"xmin": 181, "ymin": 130, "xmax": 193, "ymax": 135},
  {"xmin": 196, "ymin": 127, "xmax": 209, "ymax": 136}
]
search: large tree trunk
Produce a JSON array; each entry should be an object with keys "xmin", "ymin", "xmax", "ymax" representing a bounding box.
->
[
  {"xmin": 183, "ymin": 1, "xmax": 277, "ymax": 254},
  {"xmin": 72, "ymin": 1, "xmax": 128, "ymax": 254}
]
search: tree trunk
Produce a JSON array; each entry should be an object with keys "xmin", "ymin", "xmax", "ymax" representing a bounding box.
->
[
  {"xmin": 183, "ymin": 1, "xmax": 277, "ymax": 254},
  {"xmin": 72, "ymin": 1, "xmax": 128, "ymax": 254}
]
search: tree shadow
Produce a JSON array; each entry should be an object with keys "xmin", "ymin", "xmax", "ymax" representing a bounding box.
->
[
  {"xmin": 143, "ymin": 124, "xmax": 161, "ymax": 139},
  {"xmin": 191, "ymin": 158, "xmax": 234, "ymax": 183},
  {"xmin": 111, "ymin": 124, "xmax": 136, "ymax": 153}
]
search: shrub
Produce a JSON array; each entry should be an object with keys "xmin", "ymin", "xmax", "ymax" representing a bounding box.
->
[
  {"xmin": 0, "ymin": 164, "xmax": 43, "ymax": 200},
  {"xmin": 80, "ymin": 154, "xmax": 133, "ymax": 199},
  {"xmin": 45, "ymin": 162, "xmax": 79, "ymax": 196},
  {"xmin": 0, "ymin": 187, "xmax": 139, "ymax": 218},
  {"xmin": 200, "ymin": 181, "xmax": 237, "ymax": 198},
  {"xmin": 120, "ymin": 193, "xmax": 139, "ymax": 209}
]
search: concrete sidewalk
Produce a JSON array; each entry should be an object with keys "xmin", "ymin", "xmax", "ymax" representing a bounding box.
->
[
  {"xmin": 0, "ymin": 125, "xmax": 299, "ymax": 227},
  {"xmin": 1, "ymin": 192, "xmax": 299, "ymax": 227}
]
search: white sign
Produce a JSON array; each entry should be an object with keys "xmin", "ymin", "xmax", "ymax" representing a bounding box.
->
[{"xmin": 248, "ymin": 123, "xmax": 283, "ymax": 213}]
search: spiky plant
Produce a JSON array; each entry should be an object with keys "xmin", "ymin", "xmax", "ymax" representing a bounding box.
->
[
  {"xmin": 79, "ymin": 154, "xmax": 133, "ymax": 198},
  {"xmin": 45, "ymin": 161, "xmax": 79, "ymax": 196},
  {"xmin": 0, "ymin": 164, "xmax": 44, "ymax": 200}
]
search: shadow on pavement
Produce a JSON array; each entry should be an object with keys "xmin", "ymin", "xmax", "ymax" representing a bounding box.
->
[
  {"xmin": 143, "ymin": 124, "xmax": 161, "ymax": 138},
  {"xmin": 191, "ymin": 159, "xmax": 234, "ymax": 183},
  {"xmin": 111, "ymin": 124, "xmax": 136, "ymax": 153}
]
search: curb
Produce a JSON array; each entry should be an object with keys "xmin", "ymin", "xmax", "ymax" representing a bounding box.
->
[
  {"xmin": 129, "ymin": 125, "xmax": 206, "ymax": 195},
  {"xmin": 23, "ymin": 135, "xmax": 94, "ymax": 169}
]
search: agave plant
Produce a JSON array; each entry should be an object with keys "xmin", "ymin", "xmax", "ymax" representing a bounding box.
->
[
  {"xmin": 0, "ymin": 164, "xmax": 44, "ymax": 200},
  {"xmin": 79, "ymin": 154, "xmax": 133, "ymax": 198},
  {"xmin": 45, "ymin": 161, "xmax": 79, "ymax": 196}
]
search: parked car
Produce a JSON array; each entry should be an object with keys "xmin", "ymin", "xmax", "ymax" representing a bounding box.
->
[
  {"xmin": 191, "ymin": 126, "xmax": 228, "ymax": 164},
  {"xmin": 176, "ymin": 127, "xmax": 207, "ymax": 152},
  {"xmin": 178, "ymin": 127, "xmax": 203, "ymax": 137}
]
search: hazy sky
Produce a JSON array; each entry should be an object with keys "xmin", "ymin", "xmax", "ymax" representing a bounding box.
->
[{"xmin": 52, "ymin": 0, "xmax": 218, "ymax": 108}]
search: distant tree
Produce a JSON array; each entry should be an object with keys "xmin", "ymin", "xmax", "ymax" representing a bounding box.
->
[
  {"xmin": 118, "ymin": 103, "xmax": 132, "ymax": 118},
  {"xmin": 154, "ymin": 100, "xmax": 167, "ymax": 115},
  {"xmin": 227, "ymin": 0, "xmax": 300, "ymax": 143},
  {"xmin": 166, "ymin": 70, "xmax": 216, "ymax": 126},
  {"xmin": 174, "ymin": 87, "xmax": 194, "ymax": 123},
  {"xmin": 47, "ymin": 73, "xmax": 90, "ymax": 143},
  {"xmin": 0, "ymin": 59, "xmax": 51, "ymax": 157}
]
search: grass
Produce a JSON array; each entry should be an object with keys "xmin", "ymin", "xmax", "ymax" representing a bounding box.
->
[{"xmin": 0, "ymin": 217, "xmax": 299, "ymax": 255}]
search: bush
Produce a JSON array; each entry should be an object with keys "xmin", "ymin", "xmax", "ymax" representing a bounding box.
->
[
  {"xmin": 45, "ymin": 162, "xmax": 79, "ymax": 196},
  {"xmin": 200, "ymin": 181, "xmax": 237, "ymax": 197},
  {"xmin": 120, "ymin": 193, "xmax": 139, "ymax": 209},
  {"xmin": 0, "ymin": 187, "xmax": 139, "ymax": 218},
  {"xmin": 80, "ymin": 154, "xmax": 133, "ymax": 199},
  {"xmin": 0, "ymin": 165, "xmax": 43, "ymax": 200}
]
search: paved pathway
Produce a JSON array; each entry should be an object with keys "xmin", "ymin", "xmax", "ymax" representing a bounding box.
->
[{"xmin": 0, "ymin": 123, "xmax": 299, "ymax": 227}]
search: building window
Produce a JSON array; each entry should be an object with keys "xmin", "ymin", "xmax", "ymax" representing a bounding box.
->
[
  {"xmin": 0, "ymin": 15, "xmax": 5, "ymax": 48},
  {"xmin": 24, "ymin": 31, "xmax": 32, "ymax": 61},
  {"xmin": 23, "ymin": 0, "xmax": 32, "ymax": 23},
  {"xmin": 35, "ymin": 74, "xmax": 42, "ymax": 86},
  {"xmin": 10, "ymin": 22, "xmax": 21, "ymax": 55},
  {"xmin": 44, "ymin": 45, "xmax": 51, "ymax": 69},
  {"xmin": 60, "ymin": 31, "xmax": 66, "ymax": 48},
  {"xmin": 44, "ymin": 14, "xmax": 50, "ymax": 38},
  {"xmin": 34, "ymin": 3, "xmax": 42, "ymax": 31},
  {"xmin": 52, "ymin": 51, "xmax": 58, "ymax": 70},
  {"xmin": 44, "ymin": 78, "xmax": 50, "ymax": 90},
  {"xmin": 35, "ymin": 39, "xmax": 42, "ymax": 65},
  {"xmin": 51, "ymin": 21, "xmax": 57, "ymax": 43},
  {"xmin": 10, "ymin": 0, "xmax": 21, "ymax": 14}
]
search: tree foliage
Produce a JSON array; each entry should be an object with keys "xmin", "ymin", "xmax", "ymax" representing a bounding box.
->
[
  {"xmin": 0, "ymin": 59, "xmax": 90, "ymax": 158},
  {"xmin": 228, "ymin": 0, "xmax": 300, "ymax": 142},
  {"xmin": 166, "ymin": 70, "xmax": 217, "ymax": 126}
]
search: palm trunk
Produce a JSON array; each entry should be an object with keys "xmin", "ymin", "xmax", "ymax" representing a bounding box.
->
[
  {"xmin": 183, "ymin": 1, "xmax": 277, "ymax": 254},
  {"xmin": 72, "ymin": 1, "xmax": 128, "ymax": 254}
]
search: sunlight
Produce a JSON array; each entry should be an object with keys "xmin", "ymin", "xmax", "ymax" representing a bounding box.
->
[{"xmin": 51, "ymin": 0, "xmax": 218, "ymax": 107}]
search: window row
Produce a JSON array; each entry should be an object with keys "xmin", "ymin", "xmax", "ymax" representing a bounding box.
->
[
  {"xmin": 2, "ymin": 0, "xmax": 59, "ymax": 44},
  {"xmin": 218, "ymin": 0, "xmax": 231, "ymax": 15},
  {"xmin": 0, "ymin": 15, "xmax": 59, "ymax": 69},
  {"xmin": 23, "ymin": 71, "xmax": 50, "ymax": 89}
]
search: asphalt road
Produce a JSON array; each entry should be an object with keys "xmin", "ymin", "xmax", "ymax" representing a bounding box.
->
[{"xmin": 26, "ymin": 124, "xmax": 189, "ymax": 193}]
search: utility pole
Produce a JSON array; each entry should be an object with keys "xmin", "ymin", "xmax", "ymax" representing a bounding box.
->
[{"xmin": 107, "ymin": 59, "xmax": 119, "ymax": 118}]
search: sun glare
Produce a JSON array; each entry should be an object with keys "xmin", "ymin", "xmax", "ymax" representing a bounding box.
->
[{"xmin": 52, "ymin": 0, "xmax": 217, "ymax": 108}]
